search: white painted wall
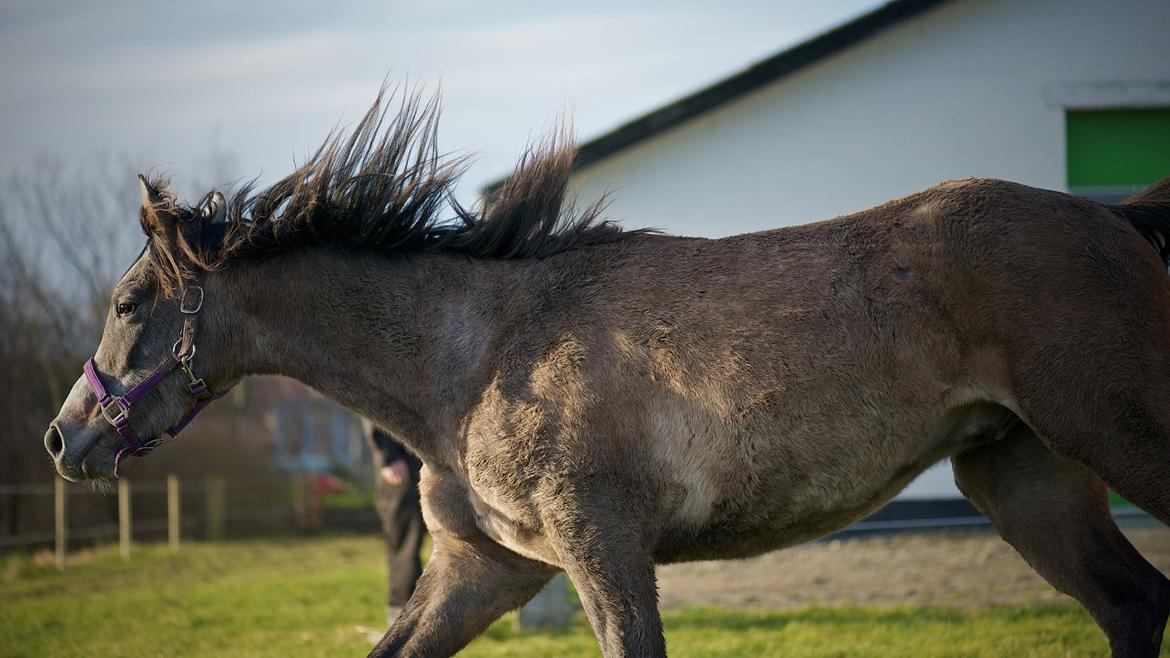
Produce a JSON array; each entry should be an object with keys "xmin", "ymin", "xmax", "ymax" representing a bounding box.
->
[
  {"xmin": 568, "ymin": 0, "xmax": 1170, "ymax": 500},
  {"xmin": 571, "ymin": 0, "xmax": 1170, "ymax": 236}
]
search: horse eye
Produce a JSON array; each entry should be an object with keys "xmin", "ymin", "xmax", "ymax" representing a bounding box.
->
[{"xmin": 115, "ymin": 302, "xmax": 137, "ymax": 317}]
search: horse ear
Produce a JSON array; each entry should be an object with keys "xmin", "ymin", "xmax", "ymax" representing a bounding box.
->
[
  {"xmin": 199, "ymin": 191, "xmax": 227, "ymax": 224},
  {"xmin": 138, "ymin": 173, "xmax": 178, "ymax": 234},
  {"xmin": 138, "ymin": 174, "xmax": 164, "ymax": 209}
]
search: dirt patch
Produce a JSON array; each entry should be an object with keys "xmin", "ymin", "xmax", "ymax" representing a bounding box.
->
[{"xmin": 656, "ymin": 524, "xmax": 1170, "ymax": 610}]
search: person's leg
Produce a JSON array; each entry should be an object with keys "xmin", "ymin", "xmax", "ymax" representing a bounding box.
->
[
  {"xmin": 387, "ymin": 475, "xmax": 424, "ymax": 608},
  {"xmin": 374, "ymin": 465, "xmax": 409, "ymax": 615}
]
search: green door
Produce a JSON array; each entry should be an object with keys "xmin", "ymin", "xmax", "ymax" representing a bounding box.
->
[{"xmin": 1066, "ymin": 108, "xmax": 1170, "ymax": 202}]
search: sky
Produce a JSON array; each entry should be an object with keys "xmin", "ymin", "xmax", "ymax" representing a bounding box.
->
[{"xmin": 0, "ymin": 0, "xmax": 882, "ymax": 203}]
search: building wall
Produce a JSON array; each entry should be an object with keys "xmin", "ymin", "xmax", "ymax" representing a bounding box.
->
[
  {"xmin": 571, "ymin": 0, "xmax": 1170, "ymax": 236},
  {"xmin": 568, "ymin": 0, "xmax": 1170, "ymax": 499}
]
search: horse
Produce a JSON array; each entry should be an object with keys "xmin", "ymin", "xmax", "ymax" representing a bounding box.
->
[{"xmin": 44, "ymin": 87, "xmax": 1170, "ymax": 657}]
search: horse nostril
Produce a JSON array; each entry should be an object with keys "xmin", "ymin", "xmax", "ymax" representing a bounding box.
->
[{"xmin": 44, "ymin": 425, "xmax": 64, "ymax": 461}]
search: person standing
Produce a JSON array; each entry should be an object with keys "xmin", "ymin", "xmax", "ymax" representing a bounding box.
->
[{"xmin": 364, "ymin": 422, "xmax": 425, "ymax": 623}]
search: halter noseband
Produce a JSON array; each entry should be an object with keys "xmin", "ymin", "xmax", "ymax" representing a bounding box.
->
[{"xmin": 82, "ymin": 284, "xmax": 225, "ymax": 475}]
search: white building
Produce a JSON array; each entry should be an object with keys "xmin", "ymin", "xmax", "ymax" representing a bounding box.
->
[{"xmin": 547, "ymin": 0, "xmax": 1170, "ymax": 513}]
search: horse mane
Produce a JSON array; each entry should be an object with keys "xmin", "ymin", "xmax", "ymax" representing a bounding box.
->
[{"xmin": 141, "ymin": 85, "xmax": 645, "ymax": 294}]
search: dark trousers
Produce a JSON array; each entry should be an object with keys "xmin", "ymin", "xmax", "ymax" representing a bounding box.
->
[{"xmin": 374, "ymin": 464, "xmax": 424, "ymax": 607}]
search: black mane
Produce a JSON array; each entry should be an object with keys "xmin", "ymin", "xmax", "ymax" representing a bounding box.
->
[{"xmin": 141, "ymin": 86, "xmax": 646, "ymax": 293}]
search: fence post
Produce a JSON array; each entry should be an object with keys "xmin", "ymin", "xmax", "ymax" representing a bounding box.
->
[
  {"xmin": 54, "ymin": 477, "xmax": 67, "ymax": 571},
  {"xmin": 167, "ymin": 474, "xmax": 180, "ymax": 551},
  {"xmin": 118, "ymin": 479, "xmax": 132, "ymax": 560},
  {"xmin": 205, "ymin": 477, "xmax": 225, "ymax": 540}
]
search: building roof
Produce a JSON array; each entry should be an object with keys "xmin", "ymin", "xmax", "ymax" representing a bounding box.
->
[{"xmin": 484, "ymin": 0, "xmax": 954, "ymax": 194}]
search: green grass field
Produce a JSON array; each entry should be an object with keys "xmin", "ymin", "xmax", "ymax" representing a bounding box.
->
[{"xmin": 0, "ymin": 535, "xmax": 1140, "ymax": 657}]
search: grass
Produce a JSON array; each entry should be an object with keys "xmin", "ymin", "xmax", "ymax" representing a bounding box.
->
[{"xmin": 0, "ymin": 535, "xmax": 1139, "ymax": 657}]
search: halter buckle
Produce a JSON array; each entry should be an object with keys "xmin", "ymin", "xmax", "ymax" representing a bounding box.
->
[
  {"xmin": 187, "ymin": 378, "xmax": 211, "ymax": 399},
  {"xmin": 180, "ymin": 285, "xmax": 204, "ymax": 314},
  {"xmin": 177, "ymin": 357, "xmax": 211, "ymax": 399},
  {"xmin": 100, "ymin": 398, "xmax": 127, "ymax": 426}
]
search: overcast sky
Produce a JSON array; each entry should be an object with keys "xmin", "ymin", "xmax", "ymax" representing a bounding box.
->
[{"xmin": 1, "ymin": 0, "xmax": 881, "ymax": 203}]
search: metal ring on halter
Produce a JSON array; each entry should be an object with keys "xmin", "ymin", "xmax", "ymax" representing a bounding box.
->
[{"xmin": 172, "ymin": 340, "xmax": 196, "ymax": 361}]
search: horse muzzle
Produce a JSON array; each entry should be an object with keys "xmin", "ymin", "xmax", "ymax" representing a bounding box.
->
[{"xmin": 44, "ymin": 420, "xmax": 117, "ymax": 482}]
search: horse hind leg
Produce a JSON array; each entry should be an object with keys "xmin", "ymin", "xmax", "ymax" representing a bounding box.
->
[
  {"xmin": 953, "ymin": 423, "xmax": 1170, "ymax": 658},
  {"xmin": 1015, "ymin": 356, "xmax": 1170, "ymax": 527},
  {"xmin": 369, "ymin": 531, "xmax": 557, "ymax": 657}
]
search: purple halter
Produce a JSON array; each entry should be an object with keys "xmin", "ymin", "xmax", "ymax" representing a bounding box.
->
[{"xmin": 82, "ymin": 285, "xmax": 223, "ymax": 475}]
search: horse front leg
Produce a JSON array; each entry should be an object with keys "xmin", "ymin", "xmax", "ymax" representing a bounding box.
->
[
  {"xmin": 368, "ymin": 530, "xmax": 556, "ymax": 657},
  {"xmin": 544, "ymin": 475, "xmax": 666, "ymax": 658}
]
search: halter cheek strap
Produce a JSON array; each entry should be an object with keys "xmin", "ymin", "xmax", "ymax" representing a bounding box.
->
[{"xmin": 81, "ymin": 285, "xmax": 225, "ymax": 475}]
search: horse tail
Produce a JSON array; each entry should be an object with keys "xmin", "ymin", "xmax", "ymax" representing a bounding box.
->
[{"xmin": 1112, "ymin": 174, "xmax": 1170, "ymax": 266}]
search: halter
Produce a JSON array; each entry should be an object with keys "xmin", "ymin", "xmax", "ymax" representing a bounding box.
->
[{"xmin": 82, "ymin": 284, "xmax": 225, "ymax": 475}]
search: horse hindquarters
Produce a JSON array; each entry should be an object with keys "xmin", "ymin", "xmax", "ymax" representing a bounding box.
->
[
  {"xmin": 976, "ymin": 177, "xmax": 1170, "ymax": 526},
  {"xmin": 953, "ymin": 426, "xmax": 1170, "ymax": 657},
  {"xmin": 1081, "ymin": 180, "xmax": 1170, "ymax": 526},
  {"xmin": 970, "ymin": 186, "xmax": 1170, "ymax": 655}
]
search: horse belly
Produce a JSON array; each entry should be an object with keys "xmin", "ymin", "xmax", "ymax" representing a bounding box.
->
[
  {"xmin": 649, "ymin": 398, "xmax": 1015, "ymax": 563},
  {"xmin": 653, "ymin": 457, "xmax": 924, "ymax": 562}
]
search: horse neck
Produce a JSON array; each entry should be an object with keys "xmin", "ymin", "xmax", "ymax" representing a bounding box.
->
[{"xmin": 213, "ymin": 249, "xmax": 512, "ymax": 464}]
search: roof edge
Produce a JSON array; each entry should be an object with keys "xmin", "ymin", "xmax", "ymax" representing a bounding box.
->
[{"xmin": 483, "ymin": 0, "xmax": 954, "ymax": 196}]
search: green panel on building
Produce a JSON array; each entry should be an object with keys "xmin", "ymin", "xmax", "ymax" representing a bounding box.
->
[{"xmin": 1067, "ymin": 109, "xmax": 1170, "ymax": 199}]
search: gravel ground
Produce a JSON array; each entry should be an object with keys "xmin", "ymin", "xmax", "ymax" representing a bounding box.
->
[{"xmin": 656, "ymin": 523, "xmax": 1170, "ymax": 611}]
